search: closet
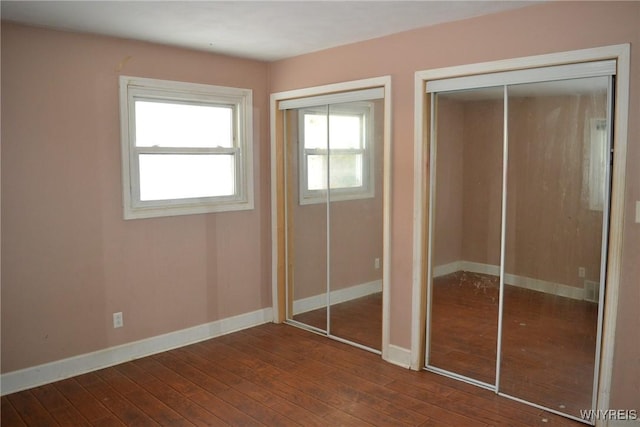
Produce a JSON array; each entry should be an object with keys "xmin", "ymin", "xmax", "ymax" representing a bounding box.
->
[
  {"xmin": 426, "ymin": 61, "xmax": 614, "ymax": 423},
  {"xmin": 278, "ymin": 87, "xmax": 387, "ymax": 352}
]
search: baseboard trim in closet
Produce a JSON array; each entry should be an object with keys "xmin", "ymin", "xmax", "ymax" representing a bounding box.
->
[
  {"xmin": 433, "ymin": 261, "xmax": 585, "ymax": 300},
  {"xmin": 292, "ymin": 279, "xmax": 382, "ymax": 315}
]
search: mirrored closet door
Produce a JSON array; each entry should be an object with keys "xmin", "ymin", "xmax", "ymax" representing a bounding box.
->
[
  {"xmin": 500, "ymin": 76, "xmax": 611, "ymax": 418},
  {"xmin": 426, "ymin": 62, "xmax": 614, "ymax": 424},
  {"xmin": 282, "ymin": 89, "xmax": 385, "ymax": 352},
  {"xmin": 428, "ymin": 86, "xmax": 503, "ymax": 386}
]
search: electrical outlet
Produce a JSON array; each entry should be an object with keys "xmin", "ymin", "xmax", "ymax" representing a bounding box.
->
[
  {"xmin": 374, "ymin": 258, "xmax": 380, "ymax": 269},
  {"xmin": 113, "ymin": 312, "xmax": 124, "ymax": 328},
  {"xmin": 578, "ymin": 267, "xmax": 586, "ymax": 278}
]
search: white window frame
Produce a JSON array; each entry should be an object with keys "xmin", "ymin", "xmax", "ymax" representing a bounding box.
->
[
  {"xmin": 587, "ymin": 118, "xmax": 608, "ymax": 211},
  {"xmin": 298, "ymin": 102, "xmax": 375, "ymax": 205},
  {"xmin": 119, "ymin": 76, "xmax": 253, "ymax": 219}
]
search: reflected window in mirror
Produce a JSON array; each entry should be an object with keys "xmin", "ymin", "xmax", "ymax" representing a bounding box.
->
[{"xmin": 298, "ymin": 103, "xmax": 374, "ymax": 205}]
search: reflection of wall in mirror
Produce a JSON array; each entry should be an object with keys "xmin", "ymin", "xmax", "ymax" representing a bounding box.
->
[
  {"xmin": 434, "ymin": 92, "xmax": 607, "ymax": 293},
  {"xmin": 289, "ymin": 100, "xmax": 385, "ymax": 302}
]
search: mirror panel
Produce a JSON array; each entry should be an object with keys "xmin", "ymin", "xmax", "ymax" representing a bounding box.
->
[
  {"xmin": 328, "ymin": 100, "xmax": 384, "ymax": 350},
  {"xmin": 286, "ymin": 107, "xmax": 328, "ymax": 332},
  {"xmin": 500, "ymin": 77, "xmax": 609, "ymax": 417},
  {"xmin": 429, "ymin": 86, "xmax": 504, "ymax": 385}
]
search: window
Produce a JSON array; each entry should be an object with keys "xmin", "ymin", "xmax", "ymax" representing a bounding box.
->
[
  {"xmin": 119, "ymin": 76, "xmax": 253, "ymax": 219},
  {"xmin": 299, "ymin": 103, "xmax": 374, "ymax": 204},
  {"xmin": 587, "ymin": 118, "xmax": 609, "ymax": 211}
]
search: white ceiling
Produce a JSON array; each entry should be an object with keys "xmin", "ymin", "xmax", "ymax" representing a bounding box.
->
[{"xmin": 1, "ymin": 1, "xmax": 538, "ymax": 61}]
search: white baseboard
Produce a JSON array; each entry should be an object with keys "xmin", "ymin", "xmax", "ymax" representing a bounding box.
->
[
  {"xmin": 1, "ymin": 307, "xmax": 273, "ymax": 396},
  {"xmin": 293, "ymin": 279, "xmax": 382, "ymax": 315},
  {"xmin": 385, "ymin": 344, "xmax": 411, "ymax": 369},
  {"xmin": 433, "ymin": 261, "xmax": 585, "ymax": 300}
]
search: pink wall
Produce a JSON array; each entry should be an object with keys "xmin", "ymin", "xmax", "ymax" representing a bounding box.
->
[
  {"xmin": 436, "ymin": 94, "xmax": 606, "ymax": 288},
  {"xmin": 269, "ymin": 1, "xmax": 639, "ymax": 409},
  {"xmin": 287, "ymin": 104, "xmax": 384, "ymax": 302},
  {"xmin": 461, "ymin": 98, "xmax": 503, "ymax": 268},
  {"xmin": 433, "ymin": 97, "xmax": 464, "ymax": 267},
  {"xmin": 1, "ymin": 23, "xmax": 271, "ymax": 373},
  {"xmin": 2, "ymin": 0, "xmax": 638, "ymax": 412},
  {"xmin": 506, "ymin": 94, "xmax": 607, "ymax": 287}
]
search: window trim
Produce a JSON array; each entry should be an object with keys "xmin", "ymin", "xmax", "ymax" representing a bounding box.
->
[
  {"xmin": 119, "ymin": 76, "xmax": 253, "ymax": 219},
  {"xmin": 586, "ymin": 118, "xmax": 608, "ymax": 211},
  {"xmin": 297, "ymin": 102, "xmax": 375, "ymax": 205}
]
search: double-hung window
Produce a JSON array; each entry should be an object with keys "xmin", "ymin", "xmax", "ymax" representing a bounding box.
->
[
  {"xmin": 587, "ymin": 118, "xmax": 608, "ymax": 211},
  {"xmin": 299, "ymin": 102, "xmax": 374, "ymax": 204},
  {"xmin": 119, "ymin": 76, "xmax": 253, "ymax": 219}
]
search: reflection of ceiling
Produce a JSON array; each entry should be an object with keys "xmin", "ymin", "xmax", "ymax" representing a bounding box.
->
[
  {"xmin": 439, "ymin": 77, "xmax": 609, "ymax": 101},
  {"xmin": 1, "ymin": 1, "xmax": 539, "ymax": 61}
]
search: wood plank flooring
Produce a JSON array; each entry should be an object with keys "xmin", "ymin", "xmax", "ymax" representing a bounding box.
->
[
  {"xmin": 2, "ymin": 322, "xmax": 583, "ymax": 426},
  {"xmin": 430, "ymin": 271, "xmax": 598, "ymax": 420},
  {"xmin": 293, "ymin": 292, "xmax": 382, "ymax": 350}
]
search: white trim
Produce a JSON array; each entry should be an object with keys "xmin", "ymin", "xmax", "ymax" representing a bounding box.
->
[
  {"xmin": 416, "ymin": 45, "xmax": 628, "ymax": 83},
  {"xmin": 410, "ymin": 73, "xmax": 427, "ymax": 370},
  {"xmin": 495, "ymin": 85, "xmax": 509, "ymax": 392},
  {"xmin": 386, "ymin": 344, "xmax": 412, "ymax": 369},
  {"xmin": 278, "ymin": 87, "xmax": 384, "ymax": 110},
  {"xmin": 292, "ymin": 280, "xmax": 382, "ymax": 315},
  {"xmin": 597, "ymin": 43, "xmax": 629, "ymax": 419},
  {"xmin": 269, "ymin": 92, "xmax": 280, "ymax": 323},
  {"xmin": 433, "ymin": 261, "xmax": 586, "ymax": 300},
  {"xmin": 381, "ymin": 77, "xmax": 393, "ymax": 362},
  {"xmin": 270, "ymin": 76, "xmax": 393, "ymax": 360},
  {"xmin": 412, "ymin": 45, "xmax": 630, "ymax": 416},
  {"xmin": 425, "ymin": 60, "xmax": 616, "ymax": 93},
  {"xmin": 119, "ymin": 75, "xmax": 254, "ymax": 220},
  {"xmin": 1, "ymin": 307, "xmax": 273, "ymax": 396},
  {"xmin": 272, "ymin": 77, "xmax": 392, "ymax": 107},
  {"xmin": 505, "ymin": 273, "xmax": 584, "ymax": 300}
]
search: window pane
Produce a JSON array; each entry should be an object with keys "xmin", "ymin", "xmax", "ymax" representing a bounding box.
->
[
  {"xmin": 588, "ymin": 119, "xmax": 607, "ymax": 211},
  {"xmin": 304, "ymin": 114, "xmax": 328, "ymax": 149},
  {"xmin": 307, "ymin": 154, "xmax": 327, "ymax": 190},
  {"xmin": 329, "ymin": 115, "xmax": 362, "ymax": 149},
  {"xmin": 304, "ymin": 113, "xmax": 362, "ymax": 149},
  {"xmin": 329, "ymin": 153, "xmax": 363, "ymax": 188},
  {"xmin": 306, "ymin": 153, "xmax": 363, "ymax": 190},
  {"xmin": 139, "ymin": 154, "xmax": 234, "ymax": 201},
  {"xmin": 135, "ymin": 101, "xmax": 233, "ymax": 148}
]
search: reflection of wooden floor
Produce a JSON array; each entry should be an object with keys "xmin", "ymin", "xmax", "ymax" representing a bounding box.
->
[
  {"xmin": 430, "ymin": 272, "xmax": 500, "ymax": 384},
  {"xmin": 431, "ymin": 271, "xmax": 598, "ymax": 419},
  {"xmin": 292, "ymin": 292, "xmax": 382, "ymax": 351}
]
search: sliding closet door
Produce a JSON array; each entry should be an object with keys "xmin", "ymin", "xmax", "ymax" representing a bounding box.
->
[
  {"xmin": 286, "ymin": 107, "xmax": 328, "ymax": 332},
  {"xmin": 328, "ymin": 100, "xmax": 384, "ymax": 350},
  {"xmin": 500, "ymin": 77, "xmax": 611, "ymax": 418},
  {"xmin": 428, "ymin": 87, "xmax": 503, "ymax": 385},
  {"xmin": 285, "ymin": 92, "xmax": 385, "ymax": 350}
]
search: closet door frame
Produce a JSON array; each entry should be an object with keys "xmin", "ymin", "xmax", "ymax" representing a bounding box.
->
[
  {"xmin": 412, "ymin": 44, "xmax": 630, "ymax": 416},
  {"xmin": 270, "ymin": 76, "xmax": 393, "ymax": 359}
]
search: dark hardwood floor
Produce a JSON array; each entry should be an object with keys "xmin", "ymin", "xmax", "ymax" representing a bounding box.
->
[
  {"xmin": 1, "ymin": 322, "xmax": 583, "ymax": 426},
  {"xmin": 430, "ymin": 271, "xmax": 598, "ymax": 419},
  {"xmin": 293, "ymin": 292, "xmax": 383, "ymax": 350}
]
